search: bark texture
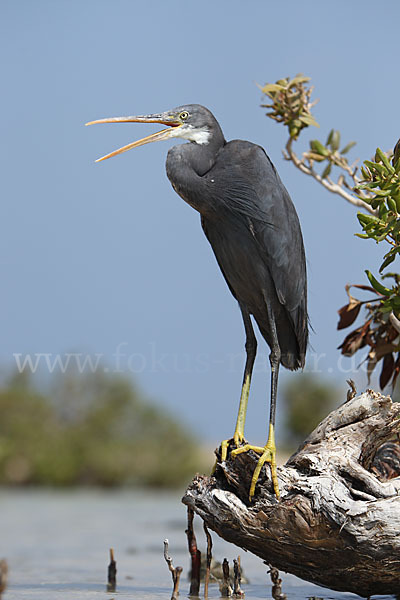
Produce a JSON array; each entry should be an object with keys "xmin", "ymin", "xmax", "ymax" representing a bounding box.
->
[{"xmin": 182, "ymin": 390, "xmax": 400, "ymax": 596}]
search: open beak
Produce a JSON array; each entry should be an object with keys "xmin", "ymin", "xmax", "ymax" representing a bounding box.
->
[{"xmin": 85, "ymin": 113, "xmax": 182, "ymax": 162}]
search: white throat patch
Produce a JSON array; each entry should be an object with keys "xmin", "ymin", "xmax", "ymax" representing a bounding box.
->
[{"xmin": 171, "ymin": 124, "xmax": 211, "ymax": 145}]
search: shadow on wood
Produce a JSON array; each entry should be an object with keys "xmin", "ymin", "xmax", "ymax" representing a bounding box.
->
[{"xmin": 182, "ymin": 390, "xmax": 400, "ymax": 596}]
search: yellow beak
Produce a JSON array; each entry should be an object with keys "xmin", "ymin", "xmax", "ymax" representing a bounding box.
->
[{"xmin": 85, "ymin": 114, "xmax": 182, "ymax": 162}]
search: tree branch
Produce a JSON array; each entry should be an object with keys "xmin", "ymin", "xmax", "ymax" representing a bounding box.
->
[
  {"xmin": 183, "ymin": 390, "xmax": 400, "ymax": 596},
  {"xmin": 285, "ymin": 138, "xmax": 376, "ymax": 214}
]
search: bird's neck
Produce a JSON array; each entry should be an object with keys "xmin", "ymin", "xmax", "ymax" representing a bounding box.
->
[{"xmin": 166, "ymin": 134, "xmax": 225, "ymax": 216}]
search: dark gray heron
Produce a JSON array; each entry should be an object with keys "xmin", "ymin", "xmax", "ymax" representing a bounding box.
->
[{"xmin": 86, "ymin": 104, "xmax": 308, "ymax": 500}]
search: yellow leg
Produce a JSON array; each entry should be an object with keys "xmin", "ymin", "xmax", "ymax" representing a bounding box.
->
[
  {"xmin": 233, "ymin": 373, "xmax": 251, "ymax": 445},
  {"xmin": 213, "ymin": 306, "xmax": 257, "ymax": 475},
  {"xmin": 231, "ymin": 423, "xmax": 280, "ymax": 501},
  {"xmin": 211, "ymin": 373, "xmax": 251, "ymax": 472},
  {"xmin": 213, "ymin": 372, "xmax": 251, "ymax": 468}
]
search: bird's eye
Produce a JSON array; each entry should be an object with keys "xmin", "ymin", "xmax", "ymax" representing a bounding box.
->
[{"xmin": 179, "ymin": 111, "xmax": 189, "ymax": 120}]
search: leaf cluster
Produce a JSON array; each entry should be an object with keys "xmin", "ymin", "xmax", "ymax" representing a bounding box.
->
[
  {"xmin": 260, "ymin": 74, "xmax": 318, "ymax": 139},
  {"xmin": 337, "ymin": 149, "xmax": 400, "ymax": 389},
  {"xmin": 304, "ymin": 130, "xmax": 357, "ymax": 182},
  {"xmin": 337, "ymin": 284, "xmax": 400, "ymax": 389},
  {"xmin": 352, "ymin": 148, "xmax": 400, "ymax": 314},
  {"xmin": 260, "ymin": 75, "xmax": 371, "ymax": 210},
  {"xmin": 356, "ymin": 149, "xmax": 400, "ymax": 280}
]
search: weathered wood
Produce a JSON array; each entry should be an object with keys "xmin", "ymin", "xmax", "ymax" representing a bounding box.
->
[
  {"xmin": 186, "ymin": 507, "xmax": 201, "ymax": 596},
  {"xmin": 182, "ymin": 390, "xmax": 400, "ymax": 596},
  {"xmin": 163, "ymin": 539, "xmax": 183, "ymax": 600}
]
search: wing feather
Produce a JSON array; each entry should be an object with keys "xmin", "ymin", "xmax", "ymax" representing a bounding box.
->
[{"xmin": 207, "ymin": 141, "xmax": 308, "ymax": 357}]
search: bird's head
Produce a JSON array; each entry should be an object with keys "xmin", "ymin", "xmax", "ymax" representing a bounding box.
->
[{"xmin": 86, "ymin": 104, "xmax": 222, "ymax": 162}]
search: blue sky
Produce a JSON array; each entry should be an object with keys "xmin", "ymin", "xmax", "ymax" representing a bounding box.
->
[{"xmin": 1, "ymin": 0, "xmax": 399, "ymax": 443}]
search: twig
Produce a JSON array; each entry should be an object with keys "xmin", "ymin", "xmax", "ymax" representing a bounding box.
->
[
  {"xmin": 346, "ymin": 379, "xmax": 357, "ymax": 402},
  {"xmin": 0, "ymin": 560, "xmax": 8, "ymax": 599},
  {"xmin": 186, "ymin": 507, "xmax": 201, "ymax": 596},
  {"xmin": 220, "ymin": 558, "xmax": 233, "ymax": 597},
  {"xmin": 285, "ymin": 137, "xmax": 376, "ymax": 215},
  {"xmin": 267, "ymin": 565, "xmax": 287, "ymax": 600},
  {"xmin": 233, "ymin": 557, "xmax": 245, "ymax": 597},
  {"xmin": 203, "ymin": 522, "xmax": 213, "ymax": 598},
  {"xmin": 164, "ymin": 539, "xmax": 183, "ymax": 600},
  {"xmin": 107, "ymin": 548, "xmax": 117, "ymax": 592}
]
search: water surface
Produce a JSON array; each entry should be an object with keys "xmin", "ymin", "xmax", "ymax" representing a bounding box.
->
[{"xmin": 0, "ymin": 489, "xmax": 392, "ymax": 599}]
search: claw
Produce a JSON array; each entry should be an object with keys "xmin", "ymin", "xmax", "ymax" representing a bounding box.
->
[
  {"xmin": 233, "ymin": 431, "xmax": 244, "ymax": 447},
  {"xmin": 214, "ymin": 427, "xmax": 280, "ymax": 501},
  {"xmin": 231, "ymin": 444, "xmax": 264, "ymax": 457},
  {"xmin": 230, "ymin": 424, "xmax": 280, "ymax": 501},
  {"xmin": 249, "ymin": 447, "xmax": 279, "ymax": 501},
  {"xmin": 211, "ymin": 438, "xmax": 230, "ymax": 476},
  {"xmin": 220, "ymin": 439, "xmax": 229, "ymax": 463}
]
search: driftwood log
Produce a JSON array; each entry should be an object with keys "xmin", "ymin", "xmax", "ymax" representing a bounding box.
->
[{"xmin": 182, "ymin": 390, "xmax": 400, "ymax": 596}]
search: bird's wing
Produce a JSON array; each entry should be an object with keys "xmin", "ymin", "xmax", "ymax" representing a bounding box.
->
[
  {"xmin": 212, "ymin": 142, "xmax": 307, "ymax": 315},
  {"xmin": 251, "ymin": 181, "xmax": 307, "ymax": 315}
]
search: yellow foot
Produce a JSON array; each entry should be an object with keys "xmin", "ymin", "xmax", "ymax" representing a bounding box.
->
[
  {"xmin": 220, "ymin": 439, "xmax": 230, "ymax": 463},
  {"xmin": 231, "ymin": 427, "xmax": 280, "ymax": 501},
  {"xmin": 211, "ymin": 432, "xmax": 245, "ymax": 474},
  {"xmin": 219, "ymin": 433, "xmax": 243, "ymax": 463},
  {"xmin": 211, "ymin": 438, "xmax": 231, "ymax": 474}
]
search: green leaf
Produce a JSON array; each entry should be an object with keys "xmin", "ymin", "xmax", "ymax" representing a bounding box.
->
[
  {"xmin": 389, "ymin": 181, "xmax": 400, "ymax": 196},
  {"xmin": 390, "ymin": 296, "xmax": 400, "ymax": 308},
  {"xmin": 387, "ymin": 197, "xmax": 398, "ymax": 213},
  {"xmin": 379, "ymin": 202, "xmax": 389, "ymax": 219},
  {"xmin": 364, "ymin": 160, "xmax": 386, "ymax": 176},
  {"xmin": 341, "ymin": 141, "xmax": 357, "ymax": 155},
  {"xmin": 365, "ymin": 270, "xmax": 391, "ymax": 296},
  {"xmin": 382, "ymin": 271, "xmax": 400, "ymax": 280},
  {"xmin": 289, "ymin": 124, "xmax": 300, "ymax": 139},
  {"xmin": 261, "ymin": 83, "xmax": 286, "ymax": 94},
  {"xmin": 355, "ymin": 233, "xmax": 370, "ymax": 239},
  {"xmin": 363, "ymin": 223, "xmax": 379, "ymax": 234},
  {"xmin": 391, "ymin": 221, "xmax": 400, "ymax": 235},
  {"xmin": 357, "ymin": 212, "xmax": 379, "ymax": 226},
  {"xmin": 361, "ymin": 166, "xmax": 371, "ymax": 179},
  {"xmin": 373, "ymin": 189, "xmax": 392, "ymax": 198},
  {"xmin": 379, "ymin": 253, "xmax": 396, "ymax": 273},
  {"xmin": 310, "ymin": 140, "xmax": 330, "ymax": 157},
  {"xmin": 306, "ymin": 152, "xmax": 326, "ymax": 162},
  {"xmin": 288, "ymin": 74, "xmax": 310, "ymax": 86},
  {"xmin": 326, "ymin": 130, "xmax": 334, "ymax": 146},
  {"xmin": 298, "ymin": 114, "xmax": 320, "ymax": 127},
  {"xmin": 330, "ymin": 130, "xmax": 341, "ymax": 152},
  {"xmin": 321, "ymin": 162, "xmax": 332, "ymax": 179},
  {"xmin": 375, "ymin": 147, "xmax": 395, "ymax": 174},
  {"xmin": 393, "ymin": 138, "xmax": 400, "ymax": 166},
  {"xmin": 358, "ymin": 181, "xmax": 382, "ymax": 190},
  {"xmin": 371, "ymin": 198, "xmax": 381, "ymax": 209},
  {"xmin": 377, "ymin": 231, "xmax": 389, "ymax": 241}
]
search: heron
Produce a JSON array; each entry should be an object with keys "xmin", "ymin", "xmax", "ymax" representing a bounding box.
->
[{"xmin": 86, "ymin": 104, "xmax": 308, "ymax": 500}]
